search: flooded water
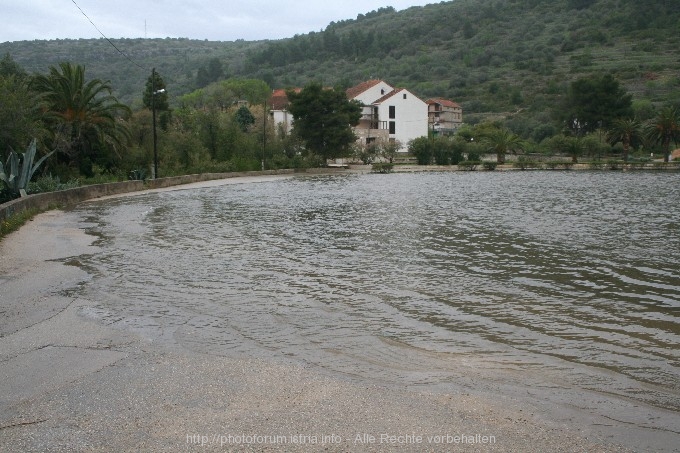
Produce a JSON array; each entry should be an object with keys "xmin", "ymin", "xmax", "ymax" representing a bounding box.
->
[{"xmin": 73, "ymin": 171, "xmax": 680, "ymax": 446}]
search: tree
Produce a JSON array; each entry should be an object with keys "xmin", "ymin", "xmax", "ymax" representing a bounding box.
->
[
  {"xmin": 0, "ymin": 75, "xmax": 45, "ymax": 154},
  {"xmin": 143, "ymin": 70, "xmax": 169, "ymax": 111},
  {"xmin": 234, "ymin": 106, "xmax": 255, "ymax": 132},
  {"xmin": 196, "ymin": 58, "xmax": 225, "ymax": 88},
  {"xmin": 645, "ymin": 106, "xmax": 680, "ymax": 162},
  {"xmin": 608, "ymin": 118, "xmax": 642, "ymax": 161},
  {"xmin": 286, "ymin": 82, "xmax": 361, "ymax": 160},
  {"xmin": 379, "ymin": 139, "xmax": 402, "ymax": 163},
  {"xmin": 143, "ymin": 70, "xmax": 171, "ymax": 132},
  {"xmin": 408, "ymin": 136, "xmax": 433, "ymax": 165},
  {"xmin": 0, "ymin": 55, "xmax": 44, "ymax": 154},
  {"xmin": 561, "ymin": 136, "xmax": 585, "ymax": 163},
  {"xmin": 562, "ymin": 74, "xmax": 633, "ymax": 135},
  {"xmin": 482, "ymin": 128, "xmax": 525, "ymax": 164},
  {"xmin": 0, "ymin": 53, "xmax": 27, "ymax": 79},
  {"xmin": 31, "ymin": 62, "xmax": 131, "ymax": 175}
]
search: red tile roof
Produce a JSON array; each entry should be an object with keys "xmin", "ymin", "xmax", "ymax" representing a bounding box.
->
[
  {"xmin": 373, "ymin": 88, "xmax": 403, "ymax": 104},
  {"xmin": 426, "ymin": 98, "xmax": 461, "ymax": 108},
  {"xmin": 345, "ymin": 79, "xmax": 384, "ymax": 100},
  {"xmin": 268, "ymin": 88, "xmax": 301, "ymax": 110}
]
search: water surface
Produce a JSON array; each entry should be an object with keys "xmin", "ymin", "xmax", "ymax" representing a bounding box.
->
[{"xmin": 74, "ymin": 171, "xmax": 680, "ymax": 445}]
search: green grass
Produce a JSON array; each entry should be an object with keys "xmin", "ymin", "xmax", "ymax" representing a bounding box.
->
[{"xmin": 0, "ymin": 207, "xmax": 42, "ymax": 241}]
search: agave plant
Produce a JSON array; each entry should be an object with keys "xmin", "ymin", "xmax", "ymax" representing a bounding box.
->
[{"xmin": 0, "ymin": 139, "xmax": 54, "ymax": 198}]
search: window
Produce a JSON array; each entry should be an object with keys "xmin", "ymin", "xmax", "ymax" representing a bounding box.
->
[
  {"xmin": 389, "ymin": 121, "xmax": 396, "ymax": 134},
  {"xmin": 403, "ymin": 93, "xmax": 407, "ymax": 99},
  {"xmin": 389, "ymin": 106, "xmax": 395, "ymax": 119}
]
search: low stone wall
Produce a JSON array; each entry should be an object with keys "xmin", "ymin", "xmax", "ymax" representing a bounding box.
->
[{"xmin": 0, "ymin": 180, "xmax": 144, "ymax": 222}]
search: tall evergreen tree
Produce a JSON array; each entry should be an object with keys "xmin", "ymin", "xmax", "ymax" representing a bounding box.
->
[
  {"xmin": 234, "ymin": 106, "xmax": 255, "ymax": 132},
  {"xmin": 143, "ymin": 71, "xmax": 169, "ymax": 111},
  {"xmin": 562, "ymin": 74, "xmax": 633, "ymax": 136},
  {"xmin": 286, "ymin": 82, "xmax": 361, "ymax": 160}
]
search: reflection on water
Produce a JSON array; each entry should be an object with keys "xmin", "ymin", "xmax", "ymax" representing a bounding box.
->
[{"xmin": 76, "ymin": 171, "xmax": 680, "ymax": 437}]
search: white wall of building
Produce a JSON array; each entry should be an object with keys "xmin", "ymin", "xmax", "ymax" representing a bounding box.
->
[
  {"xmin": 271, "ymin": 110, "xmax": 294, "ymax": 134},
  {"xmin": 375, "ymin": 89, "xmax": 428, "ymax": 152}
]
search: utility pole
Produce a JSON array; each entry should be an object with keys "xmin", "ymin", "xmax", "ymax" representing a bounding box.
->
[
  {"xmin": 152, "ymin": 68, "xmax": 158, "ymax": 179},
  {"xmin": 262, "ymin": 100, "xmax": 267, "ymax": 171}
]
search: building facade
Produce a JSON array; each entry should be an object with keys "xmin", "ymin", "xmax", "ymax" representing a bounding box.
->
[
  {"xmin": 348, "ymin": 80, "xmax": 428, "ymax": 152},
  {"xmin": 426, "ymin": 98, "xmax": 463, "ymax": 136},
  {"xmin": 267, "ymin": 80, "xmax": 459, "ymax": 153}
]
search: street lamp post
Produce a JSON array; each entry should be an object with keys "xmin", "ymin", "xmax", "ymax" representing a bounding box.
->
[
  {"xmin": 262, "ymin": 100, "xmax": 267, "ymax": 171},
  {"xmin": 151, "ymin": 68, "xmax": 165, "ymax": 179},
  {"xmin": 431, "ymin": 121, "xmax": 440, "ymax": 140}
]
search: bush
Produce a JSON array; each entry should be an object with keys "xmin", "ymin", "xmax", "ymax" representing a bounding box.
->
[
  {"xmin": 466, "ymin": 150, "xmax": 481, "ymax": 162},
  {"xmin": 371, "ymin": 162, "xmax": 394, "ymax": 173},
  {"xmin": 409, "ymin": 137, "xmax": 433, "ymax": 165},
  {"xmin": 27, "ymin": 175, "xmax": 81, "ymax": 194},
  {"xmin": 128, "ymin": 169, "xmax": 147, "ymax": 181},
  {"xmin": 482, "ymin": 161, "xmax": 497, "ymax": 171},
  {"xmin": 513, "ymin": 156, "xmax": 542, "ymax": 170}
]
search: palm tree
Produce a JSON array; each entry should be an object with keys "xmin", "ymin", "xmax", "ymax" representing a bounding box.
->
[
  {"xmin": 31, "ymin": 62, "xmax": 131, "ymax": 171},
  {"xmin": 561, "ymin": 136, "xmax": 584, "ymax": 163},
  {"xmin": 608, "ymin": 118, "xmax": 641, "ymax": 162},
  {"xmin": 482, "ymin": 128, "xmax": 525, "ymax": 164},
  {"xmin": 645, "ymin": 106, "xmax": 680, "ymax": 162}
]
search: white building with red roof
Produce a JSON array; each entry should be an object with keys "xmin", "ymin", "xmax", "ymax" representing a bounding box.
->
[
  {"xmin": 348, "ymin": 80, "xmax": 428, "ymax": 152},
  {"xmin": 268, "ymin": 80, "xmax": 440, "ymax": 153},
  {"xmin": 268, "ymin": 88, "xmax": 300, "ymax": 134}
]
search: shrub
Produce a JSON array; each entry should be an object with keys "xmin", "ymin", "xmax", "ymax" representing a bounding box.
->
[
  {"xmin": 128, "ymin": 169, "xmax": 147, "ymax": 181},
  {"xmin": 513, "ymin": 156, "xmax": 542, "ymax": 170},
  {"xmin": 409, "ymin": 137, "xmax": 433, "ymax": 165},
  {"xmin": 1, "ymin": 139, "xmax": 55, "ymax": 199},
  {"xmin": 482, "ymin": 161, "xmax": 497, "ymax": 171},
  {"xmin": 371, "ymin": 162, "xmax": 394, "ymax": 173},
  {"xmin": 466, "ymin": 150, "xmax": 481, "ymax": 162},
  {"xmin": 28, "ymin": 175, "xmax": 81, "ymax": 194}
]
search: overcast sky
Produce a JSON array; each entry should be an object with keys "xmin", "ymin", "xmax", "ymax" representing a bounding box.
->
[{"xmin": 2, "ymin": 0, "xmax": 435, "ymax": 43}]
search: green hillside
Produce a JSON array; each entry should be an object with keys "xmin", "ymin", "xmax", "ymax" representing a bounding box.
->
[{"xmin": 2, "ymin": 0, "xmax": 679, "ymax": 128}]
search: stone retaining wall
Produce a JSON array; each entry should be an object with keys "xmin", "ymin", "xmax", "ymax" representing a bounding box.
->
[{"xmin": 0, "ymin": 180, "xmax": 144, "ymax": 222}]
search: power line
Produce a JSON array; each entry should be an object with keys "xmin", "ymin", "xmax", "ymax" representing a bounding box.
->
[{"xmin": 70, "ymin": 0, "xmax": 147, "ymax": 71}]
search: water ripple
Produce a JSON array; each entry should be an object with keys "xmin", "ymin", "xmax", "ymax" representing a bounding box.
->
[{"xmin": 77, "ymin": 172, "xmax": 680, "ymax": 421}]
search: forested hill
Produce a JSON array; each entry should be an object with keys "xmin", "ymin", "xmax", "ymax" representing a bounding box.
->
[{"xmin": 2, "ymin": 0, "xmax": 679, "ymax": 126}]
